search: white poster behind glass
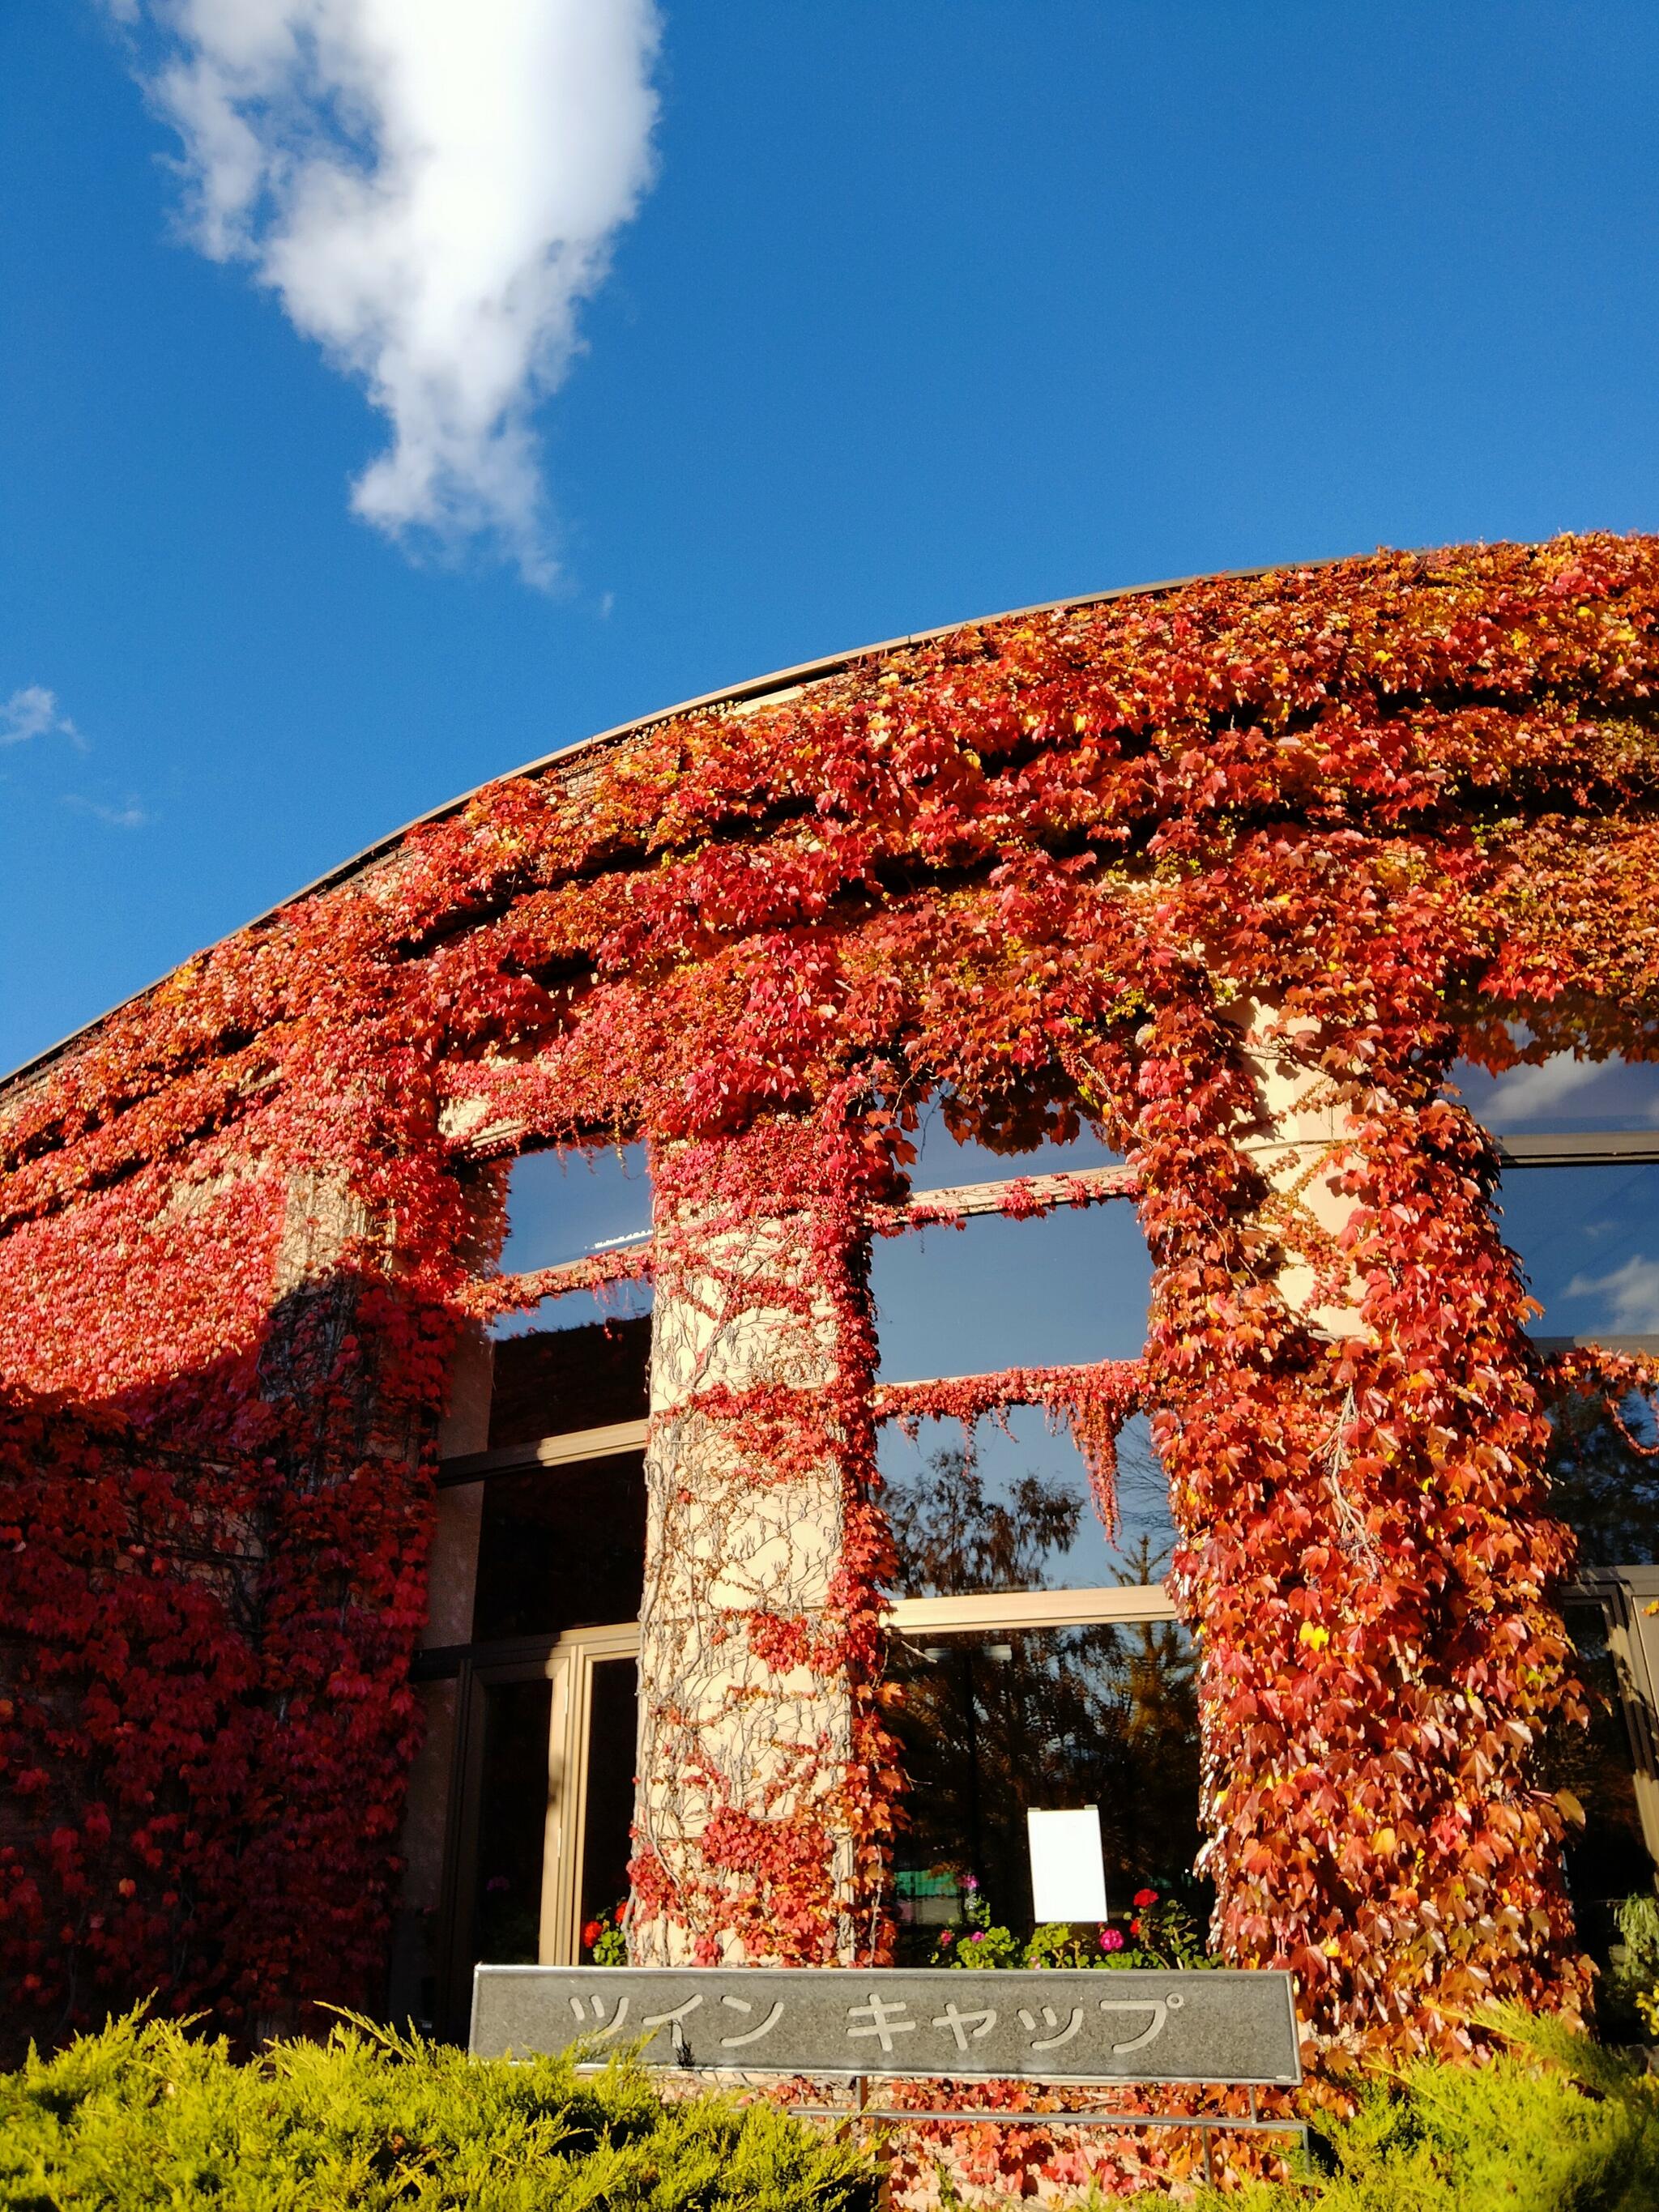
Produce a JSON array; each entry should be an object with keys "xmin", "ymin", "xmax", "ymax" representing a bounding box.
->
[{"xmin": 1026, "ymin": 1806, "xmax": 1108, "ymax": 1922}]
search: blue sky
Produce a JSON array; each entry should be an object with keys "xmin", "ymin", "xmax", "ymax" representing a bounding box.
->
[{"xmin": 5, "ymin": 1, "xmax": 1659, "ymax": 1080}]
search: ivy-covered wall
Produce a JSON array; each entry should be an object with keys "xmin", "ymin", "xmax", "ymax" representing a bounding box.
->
[{"xmin": 4, "ymin": 534, "xmax": 1658, "ymax": 2062}]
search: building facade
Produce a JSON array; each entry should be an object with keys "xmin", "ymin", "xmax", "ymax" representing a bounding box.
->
[{"xmin": 3, "ymin": 537, "xmax": 1658, "ymax": 2071}]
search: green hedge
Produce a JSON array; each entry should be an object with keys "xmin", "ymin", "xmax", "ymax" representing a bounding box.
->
[
  {"xmin": 1195, "ymin": 2008, "xmax": 1659, "ymax": 2212},
  {"xmin": 9, "ymin": 2005, "xmax": 1657, "ymax": 2210},
  {"xmin": 0, "ymin": 2011, "xmax": 879, "ymax": 2212}
]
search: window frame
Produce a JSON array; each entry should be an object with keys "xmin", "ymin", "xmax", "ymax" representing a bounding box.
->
[
  {"xmin": 1570, "ymin": 1567, "xmax": 1659, "ymax": 1871},
  {"xmin": 1495, "ymin": 1116, "xmax": 1659, "ymax": 1360},
  {"xmin": 1483, "ymin": 1105, "xmax": 1659, "ymax": 1880},
  {"xmin": 413, "ymin": 1139, "xmax": 659, "ymax": 2035},
  {"xmin": 416, "ymin": 1107, "xmax": 1659, "ymax": 2011},
  {"xmin": 420, "ymin": 1625, "xmax": 639, "ymax": 2038}
]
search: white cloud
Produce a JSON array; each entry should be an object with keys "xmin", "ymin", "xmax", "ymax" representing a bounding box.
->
[
  {"xmin": 62, "ymin": 794, "xmax": 155, "ymax": 830},
  {"xmin": 2, "ymin": 685, "xmax": 83, "ymax": 747},
  {"xmin": 117, "ymin": 2, "xmax": 661, "ymax": 579},
  {"xmin": 1564, "ymin": 1254, "xmax": 1659, "ymax": 1333},
  {"xmin": 1477, "ymin": 1051, "xmax": 1659, "ymax": 1131},
  {"xmin": 1479, "ymin": 1053, "xmax": 1605, "ymax": 1126}
]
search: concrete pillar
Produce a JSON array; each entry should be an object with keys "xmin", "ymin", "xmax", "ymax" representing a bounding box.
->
[
  {"xmin": 629, "ymin": 1119, "xmax": 876, "ymax": 1966},
  {"xmin": 1228, "ymin": 1000, "xmax": 1369, "ymax": 1338},
  {"xmin": 1158, "ymin": 995, "xmax": 1587, "ymax": 2035}
]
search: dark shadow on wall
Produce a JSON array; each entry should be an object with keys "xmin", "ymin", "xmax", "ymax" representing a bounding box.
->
[{"xmin": 0, "ymin": 1271, "xmax": 449, "ymax": 2063}]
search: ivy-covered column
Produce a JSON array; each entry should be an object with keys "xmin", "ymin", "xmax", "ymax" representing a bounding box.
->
[
  {"xmin": 628, "ymin": 1107, "xmax": 893, "ymax": 1966},
  {"xmin": 223, "ymin": 1066, "xmax": 454, "ymax": 2039},
  {"xmin": 1137, "ymin": 990, "xmax": 1586, "ymax": 2052}
]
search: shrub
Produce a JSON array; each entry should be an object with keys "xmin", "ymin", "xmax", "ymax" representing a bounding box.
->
[
  {"xmin": 1191, "ymin": 2006, "xmax": 1659, "ymax": 2212},
  {"xmin": 0, "ymin": 2009, "xmax": 879, "ymax": 2211},
  {"xmin": 1607, "ymin": 1891, "xmax": 1659, "ymax": 2040}
]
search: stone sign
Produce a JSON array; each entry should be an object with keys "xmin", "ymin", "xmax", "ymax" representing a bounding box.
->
[{"xmin": 470, "ymin": 1967, "xmax": 1301, "ymax": 2086}]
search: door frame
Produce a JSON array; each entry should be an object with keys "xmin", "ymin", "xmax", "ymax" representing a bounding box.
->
[
  {"xmin": 540, "ymin": 1622, "xmax": 640, "ymax": 1967},
  {"xmin": 1574, "ymin": 1567, "xmax": 1659, "ymax": 1871},
  {"xmin": 434, "ymin": 1623, "xmax": 640, "ymax": 2041}
]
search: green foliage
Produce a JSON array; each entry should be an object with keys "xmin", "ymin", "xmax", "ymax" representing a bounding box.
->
[
  {"xmin": 1610, "ymin": 1891, "xmax": 1659, "ymax": 2039},
  {"xmin": 931, "ymin": 1884, "xmax": 1023, "ymax": 1968},
  {"xmin": 582, "ymin": 1906, "xmax": 629, "ymax": 1967},
  {"xmin": 0, "ymin": 2008, "xmax": 878, "ymax": 2212},
  {"xmin": 931, "ymin": 1882, "xmax": 1218, "ymax": 1973},
  {"xmin": 1020, "ymin": 1924, "xmax": 1104, "ymax": 1971},
  {"xmin": 1191, "ymin": 2006, "xmax": 1659, "ymax": 2212},
  {"xmin": 1121, "ymin": 1890, "xmax": 1213, "ymax": 1971}
]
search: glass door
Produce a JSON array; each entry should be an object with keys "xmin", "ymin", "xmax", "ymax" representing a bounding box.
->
[
  {"xmin": 540, "ymin": 1626, "xmax": 639, "ymax": 1967},
  {"xmin": 577, "ymin": 1654, "xmax": 640, "ymax": 1951},
  {"xmin": 436, "ymin": 1625, "xmax": 639, "ymax": 2041},
  {"xmin": 466, "ymin": 1670, "xmax": 556, "ymax": 1972}
]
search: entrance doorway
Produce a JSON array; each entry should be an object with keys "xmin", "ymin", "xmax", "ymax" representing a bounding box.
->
[{"xmin": 433, "ymin": 1624, "xmax": 640, "ymax": 2043}]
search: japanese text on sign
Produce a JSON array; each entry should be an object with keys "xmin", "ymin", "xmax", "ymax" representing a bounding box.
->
[{"xmin": 472, "ymin": 1967, "xmax": 1300, "ymax": 2087}]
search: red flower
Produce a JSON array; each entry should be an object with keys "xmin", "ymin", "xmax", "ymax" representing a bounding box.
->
[
  {"xmin": 582, "ymin": 1919, "xmax": 603, "ymax": 1950},
  {"xmin": 1132, "ymin": 1888, "xmax": 1158, "ymax": 1908},
  {"xmin": 1128, "ymin": 1918, "xmax": 1141, "ymax": 1937}
]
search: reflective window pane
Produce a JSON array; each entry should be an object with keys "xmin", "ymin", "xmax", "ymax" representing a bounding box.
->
[
  {"xmin": 1534, "ymin": 1596, "xmax": 1653, "ymax": 2022},
  {"xmin": 1498, "ymin": 1164, "xmax": 1659, "ymax": 1337},
  {"xmin": 1544, "ymin": 1383, "xmax": 1659, "ymax": 1568},
  {"xmin": 488, "ymin": 1310, "xmax": 651, "ymax": 1448},
  {"xmin": 886, "ymin": 1624, "xmax": 1204, "ymax": 1958},
  {"xmin": 500, "ymin": 1143, "xmax": 652, "ymax": 1274},
  {"xmin": 907, "ymin": 1103, "xmax": 1122, "ymax": 1193},
  {"xmin": 578, "ymin": 1658, "xmax": 639, "ymax": 1952},
  {"xmin": 471, "ymin": 1452, "xmax": 647, "ymax": 1642},
  {"xmin": 492, "ymin": 1283, "xmax": 654, "ymax": 1340},
  {"xmin": 872, "ymin": 1204, "xmax": 1151, "ymax": 1380},
  {"xmin": 1452, "ymin": 1054, "xmax": 1659, "ymax": 1136},
  {"xmin": 881, "ymin": 1410, "xmax": 1174, "ymax": 1596},
  {"xmin": 468, "ymin": 1676, "xmax": 552, "ymax": 1971}
]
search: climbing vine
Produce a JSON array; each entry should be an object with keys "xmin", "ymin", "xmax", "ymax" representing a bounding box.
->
[{"xmin": 5, "ymin": 534, "xmax": 1659, "ymax": 2064}]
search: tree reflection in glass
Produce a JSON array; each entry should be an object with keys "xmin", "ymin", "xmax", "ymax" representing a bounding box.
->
[
  {"xmin": 1534, "ymin": 1595, "xmax": 1654, "ymax": 2023},
  {"xmin": 884, "ymin": 1446, "xmax": 1205, "ymax": 1957},
  {"xmin": 1543, "ymin": 1382, "xmax": 1659, "ymax": 1568}
]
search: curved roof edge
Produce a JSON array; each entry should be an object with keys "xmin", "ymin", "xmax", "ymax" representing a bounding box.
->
[{"xmin": 0, "ymin": 556, "xmax": 1325, "ymax": 1099}]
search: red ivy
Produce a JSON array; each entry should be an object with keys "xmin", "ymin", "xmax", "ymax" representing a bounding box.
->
[{"xmin": 5, "ymin": 534, "xmax": 1659, "ymax": 2060}]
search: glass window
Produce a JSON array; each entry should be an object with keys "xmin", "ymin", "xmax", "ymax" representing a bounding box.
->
[
  {"xmin": 881, "ymin": 1410, "xmax": 1174, "ymax": 1596},
  {"xmin": 1543, "ymin": 1383, "xmax": 1659, "ymax": 1568},
  {"xmin": 491, "ymin": 1285, "xmax": 654, "ymax": 1340},
  {"xmin": 578, "ymin": 1657, "xmax": 639, "ymax": 1953},
  {"xmin": 467, "ymin": 1676, "xmax": 553, "ymax": 1971},
  {"xmin": 885, "ymin": 1622, "xmax": 1204, "ymax": 1959},
  {"xmin": 470, "ymin": 1453, "xmax": 648, "ymax": 1641},
  {"xmin": 1497, "ymin": 1164, "xmax": 1659, "ymax": 1337},
  {"xmin": 479, "ymin": 1142, "xmax": 654, "ymax": 1453},
  {"xmin": 487, "ymin": 1310, "xmax": 651, "ymax": 1448},
  {"xmin": 1452, "ymin": 1054, "xmax": 1659, "ymax": 1136},
  {"xmin": 872, "ymin": 1203, "xmax": 1151, "ymax": 1380},
  {"xmin": 906, "ymin": 1101, "xmax": 1123, "ymax": 1193},
  {"xmin": 1535, "ymin": 1596, "xmax": 1654, "ymax": 2011},
  {"xmin": 500, "ymin": 1142, "xmax": 652, "ymax": 1274}
]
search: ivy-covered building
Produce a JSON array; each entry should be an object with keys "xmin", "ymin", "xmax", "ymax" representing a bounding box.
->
[{"xmin": 2, "ymin": 537, "xmax": 1657, "ymax": 2071}]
